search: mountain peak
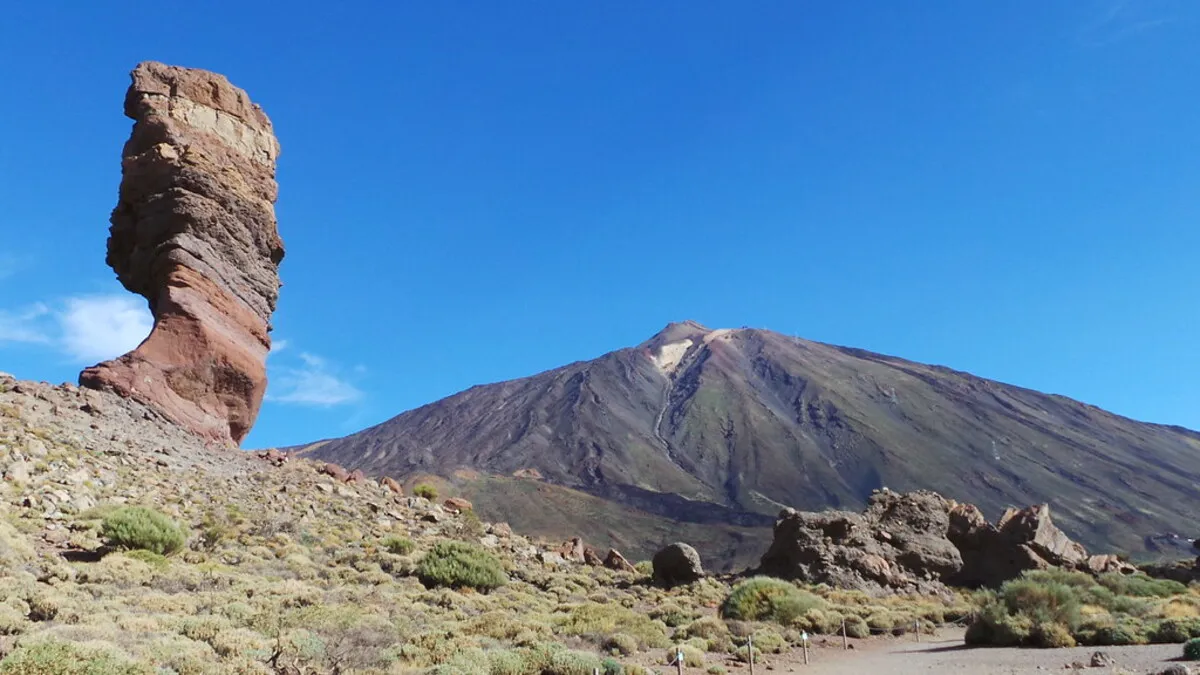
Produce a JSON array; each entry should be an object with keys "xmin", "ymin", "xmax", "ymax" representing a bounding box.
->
[{"xmin": 643, "ymin": 320, "xmax": 712, "ymax": 347}]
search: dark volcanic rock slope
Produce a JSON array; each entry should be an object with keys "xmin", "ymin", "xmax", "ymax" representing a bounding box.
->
[{"xmin": 304, "ymin": 321, "xmax": 1200, "ymax": 556}]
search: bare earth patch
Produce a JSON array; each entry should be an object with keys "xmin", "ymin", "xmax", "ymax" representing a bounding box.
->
[{"xmin": 712, "ymin": 628, "xmax": 1189, "ymax": 674}]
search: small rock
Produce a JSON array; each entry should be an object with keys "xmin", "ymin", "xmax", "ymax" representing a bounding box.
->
[
  {"xmin": 604, "ymin": 548, "xmax": 637, "ymax": 573},
  {"xmin": 480, "ymin": 534, "xmax": 500, "ymax": 548},
  {"xmin": 1088, "ymin": 651, "xmax": 1114, "ymax": 668},
  {"xmin": 380, "ymin": 476, "xmax": 403, "ymax": 495},
  {"xmin": 320, "ymin": 463, "xmax": 349, "ymax": 482},
  {"xmin": 1152, "ymin": 665, "xmax": 1191, "ymax": 675},
  {"xmin": 5, "ymin": 461, "xmax": 32, "ymax": 484},
  {"xmin": 347, "ymin": 469, "xmax": 366, "ymax": 484},
  {"xmin": 443, "ymin": 498, "xmax": 473, "ymax": 514}
]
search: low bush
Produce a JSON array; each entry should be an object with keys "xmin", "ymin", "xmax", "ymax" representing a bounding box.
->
[
  {"xmin": 665, "ymin": 645, "xmax": 704, "ymax": 667},
  {"xmin": 1151, "ymin": 617, "xmax": 1200, "ymax": 643},
  {"xmin": 604, "ymin": 634, "xmax": 638, "ymax": 656},
  {"xmin": 0, "ymin": 640, "xmax": 152, "ymax": 674},
  {"xmin": 380, "ymin": 536, "xmax": 414, "ymax": 556},
  {"xmin": 1098, "ymin": 572, "xmax": 1188, "ymax": 599},
  {"xmin": 557, "ymin": 603, "xmax": 670, "ymax": 649},
  {"xmin": 416, "ymin": 541, "xmax": 507, "ymax": 592},
  {"xmin": 720, "ymin": 577, "xmax": 824, "ymax": 625},
  {"xmin": 413, "ymin": 484, "xmax": 438, "ymax": 500},
  {"xmin": 100, "ymin": 506, "xmax": 186, "ymax": 555},
  {"xmin": 1185, "ymin": 637, "xmax": 1200, "ymax": 660}
]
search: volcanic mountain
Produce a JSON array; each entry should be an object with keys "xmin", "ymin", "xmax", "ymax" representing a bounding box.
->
[{"xmin": 298, "ymin": 321, "xmax": 1200, "ymax": 568}]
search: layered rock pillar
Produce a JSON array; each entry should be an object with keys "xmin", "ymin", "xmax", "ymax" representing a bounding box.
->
[{"xmin": 80, "ymin": 62, "xmax": 284, "ymax": 446}]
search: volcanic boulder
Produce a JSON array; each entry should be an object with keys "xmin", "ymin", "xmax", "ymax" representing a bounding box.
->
[
  {"xmin": 652, "ymin": 542, "xmax": 704, "ymax": 586},
  {"xmin": 758, "ymin": 490, "xmax": 961, "ymax": 594},
  {"xmin": 79, "ymin": 61, "xmax": 284, "ymax": 446},
  {"xmin": 760, "ymin": 489, "xmax": 1117, "ymax": 593}
]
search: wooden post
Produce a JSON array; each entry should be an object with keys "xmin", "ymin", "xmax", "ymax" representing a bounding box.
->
[
  {"xmin": 675, "ymin": 648, "xmax": 683, "ymax": 675},
  {"xmin": 802, "ymin": 631, "xmax": 810, "ymax": 665},
  {"xmin": 748, "ymin": 634, "xmax": 754, "ymax": 675},
  {"xmin": 841, "ymin": 619, "xmax": 848, "ymax": 650},
  {"xmin": 915, "ymin": 619, "xmax": 921, "ymax": 643}
]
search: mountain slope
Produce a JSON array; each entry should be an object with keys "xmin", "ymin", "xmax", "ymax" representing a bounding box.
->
[{"xmin": 301, "ymin": 322, "xmax": 1200, "ymax": 561}]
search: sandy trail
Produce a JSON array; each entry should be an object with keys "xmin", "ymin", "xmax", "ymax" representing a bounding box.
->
[{"xmin": 696, "ymin": 629, "xmax": 1188, "ymax": 675}]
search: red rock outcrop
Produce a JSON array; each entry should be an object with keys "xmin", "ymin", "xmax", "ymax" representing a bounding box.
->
[{"xmin": 79, "ymin": 62, "xmax": 284, "ymax": 446}]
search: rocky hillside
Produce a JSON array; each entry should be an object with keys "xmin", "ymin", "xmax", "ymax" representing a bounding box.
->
[
  {"xmin": 301, "ymin": 321, "xmax": 1200, "ymax": 564},
  {"xmin": 0, "ymin": 371, "xmax": 726, "ymax": 672}
]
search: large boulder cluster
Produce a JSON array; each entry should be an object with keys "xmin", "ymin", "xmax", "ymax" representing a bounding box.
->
[{"xmin": 757, "ymin": 489, "xmax": 1135, "ymax": 594}]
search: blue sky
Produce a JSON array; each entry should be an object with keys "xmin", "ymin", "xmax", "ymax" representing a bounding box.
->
[{"xmin": 1, "ymin": 1, "xmax": 1197, "ymax": 448}]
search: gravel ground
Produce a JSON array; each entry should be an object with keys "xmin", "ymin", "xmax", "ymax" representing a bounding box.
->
[{"xmin": 702, "ymin": 629, "xmax": 1191, "ymax": 675}]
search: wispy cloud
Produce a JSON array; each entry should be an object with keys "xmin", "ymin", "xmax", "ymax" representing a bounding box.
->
[
  {"xmin": 0, "ymin": 303, "xmax": 53, "ymax": 344},
  {"xmin": 0, "ymin": 294, "xmax": 152, "ymax": 363},
  {"xmin": 267, "ymin": 350, "xmax": 364, "ymax": 407},
  {"xmin": 59, "ymin": 296, "xmax": 153, "ymax": 362},
  {"xmin": 268, "ymin": 339, "xmax": 290, "ymax": 358},
  {"xmin": 1078, "ymin": 0, "xmax": 1177, "ymax": 47}
]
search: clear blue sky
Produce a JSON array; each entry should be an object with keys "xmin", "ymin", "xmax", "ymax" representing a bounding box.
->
[{"xmin": 1, "ymin": 1, "xmax": 1197, "ymax": 449}]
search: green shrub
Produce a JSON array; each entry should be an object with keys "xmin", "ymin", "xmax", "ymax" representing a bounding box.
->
[
  {"xmin": 732, "ymin": 645, "xmax": 761, "ymax": 664},
  {"xmin": 1031, "ymin": 622, "xmax": 1076, "ymax": 648},
  {"xmin": 751, "ymin": 629, "xmax": 786, "ymax": 654},
  {"xmin": 1151, "ymin": 618, "xmax": 1200, "ymax": 643},
  {"xmin": 843, "ymin": 615, "xmax": 869, "ymax": 639},
  {"xmin": 122, "ymin": 549, "xmax": 168, "ymax": 568},
  {"xmin": 0, "ymin": 640, "xmax": 152, "ymax": 674},
  {"xmin": 665, "ymin": 645, "xmax": 704, "ymax": 667},
  {"xmin": 599, "ymin": 657, "xmax": 623, "ymax": 675},
  {"xmin": 1077, "ymin": 618, "xmax": 1148, "ymax": 646},
  {"xmin": 1185, "ymin": 637, "xmax": 1200, "ymax": 660},
  {"xmin": 100, "ymin": 506, "xmax": 186, "ymax": 555},
  {"xmin": 543, "ymin": 649, "xmax": 601, "ymax": 675},
  {"xmin": 416, "ymin": 541, "xmax": 507, "ymax": 592},
  {"xmin": 720, "ymin": 577, "xmax": 823, "ymax": 625},
  {"xmin": 557, "ymin": 603, "xmax": 670, "ymax": 649},
  {"xmin": 634, "ymin": 561, "xmax": 653, "ymax": 576},
  {"xmin": 413, "ymin": 484, "xmax": 438, "ymax": 500},
  {"xmin": 651, "ymin": 602, "xmax": 695, "ymax": 628},
  {"xmin": 1098, "ymin": 572, "xmax": 1188, "ymax": 598},
  {"xmin": 604, "ymin": 634, "xmax": 638, "ymax": 656},
  {"xmin": 380, "ymin": 536, "xmax": 415, "ymax": 556},
  {"xmin": 1000, "ymin": 578, "xmax": 1081, "ymax": 628},
  {"xmin": 487, "ymin": 650, "xmax": 527, "ymax": 675}
]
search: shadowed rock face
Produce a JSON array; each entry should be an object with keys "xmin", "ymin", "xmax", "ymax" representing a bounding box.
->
[
  {"xmin": 758, "ymin": 490, "xmax": 1135, "ymax": 594},
  {"xmin": 79, "ymin": 61, "xmax": 284, "ymax": 446}
]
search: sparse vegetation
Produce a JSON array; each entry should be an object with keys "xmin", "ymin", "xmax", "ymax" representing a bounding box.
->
[
  {"xmin": 0, "ymin": 640, "xmax": 151, "ymax": 675},
  {"xmin": 413, "ymin": 483, "xmax": 438, "ymax": 500},
  {"xmin": 966, "ymin": 569, "xmax": 1198, "ymax": 648},
  {"xmin": 100, "ymin": 506, "xmax": 186, "ymax": 555}
]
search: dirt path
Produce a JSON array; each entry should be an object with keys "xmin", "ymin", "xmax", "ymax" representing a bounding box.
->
[{"xmin": 701, "ymin": 629, "xmax": 1188, "ymax": 675}]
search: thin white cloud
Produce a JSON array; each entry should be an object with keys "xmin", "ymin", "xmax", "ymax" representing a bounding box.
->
[
  {"xmin": 58, "ymin": 295, "xmax": 153, "ymax": 362},
  {"xmin": 268, "ymin": 338, "xmax": 290, "ymax": 358},
  {"xmin": 268, "ymin": 350, "xmax": 364, "ymax": 407},
  {"xmin": 0, "ymin": 303, "xmax": 53, "ymax": 344}
]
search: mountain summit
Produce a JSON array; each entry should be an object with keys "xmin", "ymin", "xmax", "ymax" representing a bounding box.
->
[{"xmin": 301, "ymin": 323, "xmax": 1200, "ymax": 565}]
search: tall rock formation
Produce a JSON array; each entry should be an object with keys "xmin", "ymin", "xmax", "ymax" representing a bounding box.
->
[{"xmin": 79, "ymin": 62, "xmax": 284, "ymax": 446}]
